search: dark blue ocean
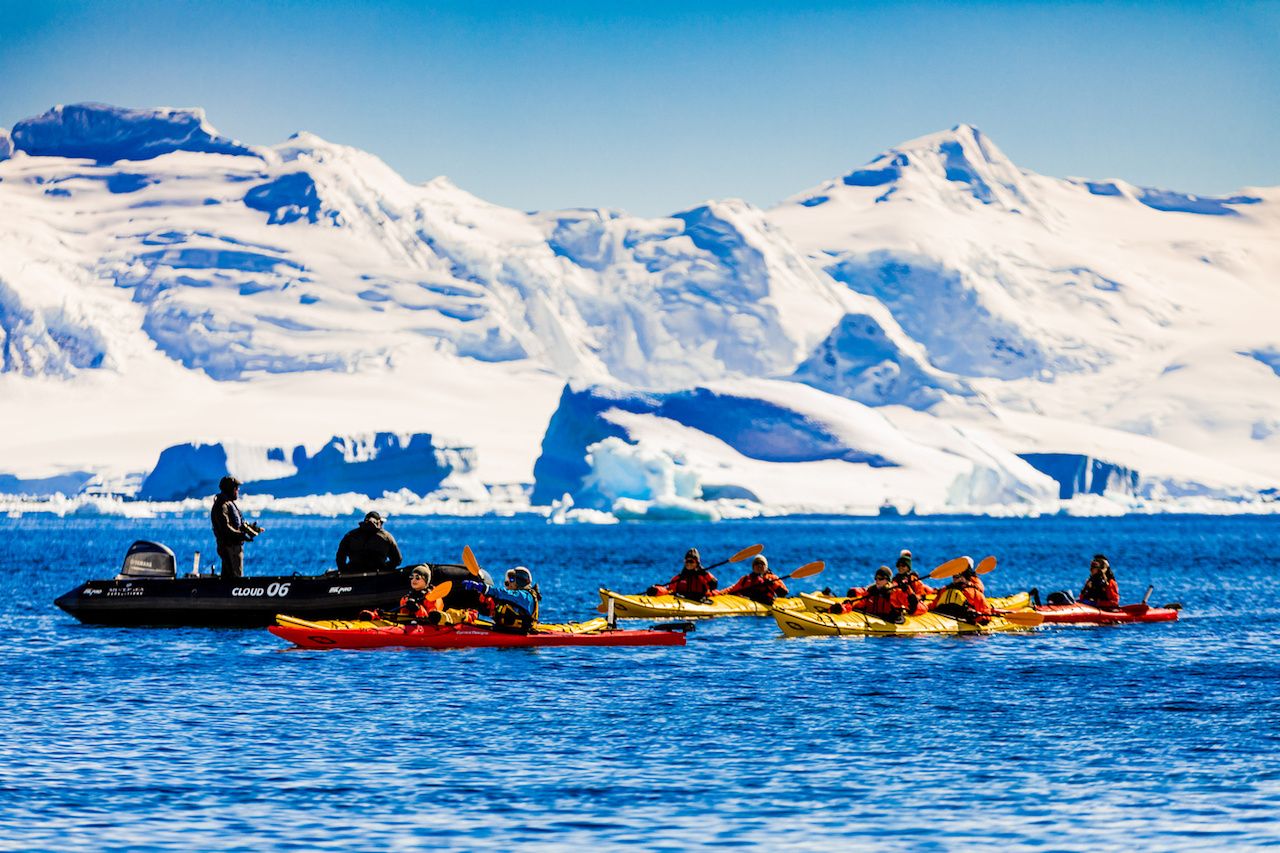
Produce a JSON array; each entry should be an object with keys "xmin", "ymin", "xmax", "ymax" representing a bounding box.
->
[{"xmin": 2, "ymin": 515, "xmax": 1279, "ymax": 851}]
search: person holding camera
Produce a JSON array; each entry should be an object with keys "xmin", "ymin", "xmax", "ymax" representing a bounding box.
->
[
  {"xmin": 210, "ymin": 476, "xmax": 262, "ymax": 579},
  {"xmin": 1079, "ymin": 554, "xmax": 1120, "ymax": 608}
]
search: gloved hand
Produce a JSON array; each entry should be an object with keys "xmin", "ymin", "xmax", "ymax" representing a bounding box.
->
[
  {"xmin": 358, "ymin": 609, "xmax": 380, "ymax": 621},
  {"xmin": 460, "ymin": 579, "xmax": 487, "ymax": 594}
]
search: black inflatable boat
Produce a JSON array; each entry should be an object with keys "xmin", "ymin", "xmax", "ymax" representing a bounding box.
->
[{"xmin": 54, "ymin": 540, "xmax": 475, "ymax": 628}]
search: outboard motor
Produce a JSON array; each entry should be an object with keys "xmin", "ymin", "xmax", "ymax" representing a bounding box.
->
[{"xmin": 115, "ymin": 541, "xmax": 177, "ymax": 580}]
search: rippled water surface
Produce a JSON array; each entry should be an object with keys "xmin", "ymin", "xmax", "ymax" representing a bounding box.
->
[{"xmin": 3, "ymin": 515, "xmax": 1279, "ymax": 850}]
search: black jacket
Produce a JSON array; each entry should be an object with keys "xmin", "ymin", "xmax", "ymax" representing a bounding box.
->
[
  {"xmin": 336, "ymin": 522, "xmax": 403, "ymax": 574},
  {"xmin": 211, "ymin": 495, "xmax": 253, "ymax": 547}
]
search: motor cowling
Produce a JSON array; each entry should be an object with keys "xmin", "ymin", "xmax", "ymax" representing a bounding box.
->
[{"xmin": 116, "ymin": 541, "xmax": 177, "ymax": 579}]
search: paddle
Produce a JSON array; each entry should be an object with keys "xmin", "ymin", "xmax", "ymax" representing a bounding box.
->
[
  {"xmin": 976, "ymin": 556, "xmax": 997, "ymax": 575},
  {"xmin": 780, "ymin": 560, "xmax": 825, "ymax": 581},
  {"xmin": 427, "ymin": 580, "xmax": 452, "ymax": 603},
  {"xmin": 462, "ymin": 545, "xmax": 481, "ymax": 577},
  {"xmin": 991, "ymin": 608, "xmax": 1044, "ymax": 627},
  {"xmin": 704, "ymin": 544, "xmax": 764, "ymax": 571},
  {"xmin": 928, "ymin": 556, "xmax": 972, "ymax": 579}
]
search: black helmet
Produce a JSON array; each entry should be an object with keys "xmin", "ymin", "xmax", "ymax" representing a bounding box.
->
[{"xmin": 218, "ymin": 476, "xmax": 241, "ymax": 495}]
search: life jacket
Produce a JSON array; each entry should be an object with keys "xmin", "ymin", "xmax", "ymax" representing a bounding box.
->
[
  {"xmin": 492, "ymin": 586, "xmax": 541, "ymax": 633},
  {"xmin": 892, "ymin": 572, "xmax": 931, "ymax": 613},
  {"xmin": 854, "ymin": 585, "xmax": 909, "ymax": 618},
  {"xmin": 668, "ymin": 569, "xmax": 717, "ymax": 601},
  {"xmin": 398, "ymin": 589, "xmax": 441, "ymax": 620},
  {"xmin": 1080, "ymin": 575, "xmax": 1120, "ymax": 607},
  {"xmin": 930, "ymin": 580, "xmax": 991, "ymax": 621},
  {"xmin": 725, "ymin": 571, "xmax": 787, "ymax": 604}
]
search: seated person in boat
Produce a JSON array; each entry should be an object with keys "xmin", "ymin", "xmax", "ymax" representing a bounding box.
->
[
  {"xmin": 360, "ymin": 565, "xmax": 441, "ymax": 623},
  {"xmin": 646, "ymin": 549, "xmax": 718, "ymax": 602},
  {"xmin": 929, "ymin": 559, "xmax": 993, "ymax": 624},
  {"xmin": 891, "ymin": 550, "xmax": 933, "ymax": 611},
  {"xmin": 1078, "ymin": 554, "xmax": 1120, "ymax": 608},
  {"xmin": 719, "ymin": 555, "xmax": 788, "ymax": 605},
  {"xmin": 335, "ymin": 511, "xmax": 402, "ymax": 575},
  {"xmin": 462, "ymin": 567, "xmax": 542, "ymax": 632},
  {"xmin": 830, "ymin": 566, "xmax": 911, "ymax": 622}
]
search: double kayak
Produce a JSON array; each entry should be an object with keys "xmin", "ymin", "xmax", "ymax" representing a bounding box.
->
[
  {"xmin": 270, "ymin": 615, "xmax": 685, "ymax": 649},
  {"xmin": 797, "ymin": 591, "xmax": 1033, "ymax": 613},
  {"xmin": 1035, "ymin": 602, "xmax": 1180, "ymax": 625},
  {"xmin": 598, "ymin": 589, "xmax": 808, "ymax": 619},
  {"xmin": 771, "ymin": 606, "xmax": 1037, "ymax": 637}
]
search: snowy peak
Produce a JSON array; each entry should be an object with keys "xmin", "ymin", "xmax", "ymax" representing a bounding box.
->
[
  {"xmin": 789, "ymin": 123, "xmax": 1041, "ymax": 216},
  {"xmin": 10, "ymin": 103, "xmax": 258, "ymax": 163}
]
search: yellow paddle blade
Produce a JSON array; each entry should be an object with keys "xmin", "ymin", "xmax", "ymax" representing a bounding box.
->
[
  {"xmin": 976, "ymin": 555, "xmax": 997, "ymax": 575},
  {"xmin": 790, "ymin": 561, "xmax": 825, "ymax": 579},
  {"xmin": 462, "ymin": 545, "xmax": 481, "ymax": 576},
  {"xmin": 427, "ymin": 580, "xmax": 453, "ymax": 602},
  {"xmin": 730, "ymin": 544, "xmax": 764, "ymax": 563},
  {"xmin": 929, "ymin": 557, "xmax": 971, "ymax": 579},
  {"xmin": 999, "ymin": 609, "xmax": 1043, "ymax": 627}
]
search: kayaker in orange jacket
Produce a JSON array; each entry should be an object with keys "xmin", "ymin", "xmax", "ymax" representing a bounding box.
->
[
  {"xmin": 647, "ymin": 548, "xmax": 718, "ymax": 602},
  {"xmin": 831, "ymin": 567, "xmax": 911, "ymax": 622},
  {"xmin": 929, "ymin": 559, "xmax": 992, "ymax": 624},
  {"xmin": 360, "ymin": 565, "xmax": 442, "ymax": 623},
  {"xmin": 891, "ymin": 550, "xmax": 933, "ymax": 613},
  {"xmin": 1079, "ymin": 554, "xmax": 1120, "ymax": 608},
  {"xmin": 720, "ymin": 555, "xmax": 788, "ymax": 605}
]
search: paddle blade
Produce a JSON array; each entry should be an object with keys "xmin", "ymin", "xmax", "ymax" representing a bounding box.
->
[
  {"xmin": 999, "ymin": 609, "xmax": 1044, "ymax": 627},
  {"xmin": 427, "ymin": 580, "xmax": 453, "ymax": 603},
  {"xmin": 789, "ymin": 561, "xmax": 825, "ymax": 579},
  {"xmin": 462, "ymin": 546, "xmax": 480, "ymax": 576},
  {"xmin": 730, "ymin": 544, "xmax": 764, "ymax": 563},
  {"xmin": 929, "ymin": 557, "xmax": 971, "ymax": 579},
  {"xmin": 976, "ymin": 556, "xmax": 997, "ymax": 575}
]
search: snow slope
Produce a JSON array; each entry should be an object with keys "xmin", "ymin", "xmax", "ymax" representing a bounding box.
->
[{"xmin": 1, "ymin": 104, "xmax": 1277, "ymax": 514}]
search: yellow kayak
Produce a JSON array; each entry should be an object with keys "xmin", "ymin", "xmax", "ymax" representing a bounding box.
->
[
  {"xmin": 598, "ymin": 589, "xmax": 809, "ymax": 619},
  {"xmin": 798, "ymin": 590, "xmax": 1032, "ymax": 613},
  {"xmin": 275, "ymin": 614, "xmax": 611, "ymax": 635},
  {"xmin": 771, "ymin": 605, "xmax": 1037, "ymax": 637}
]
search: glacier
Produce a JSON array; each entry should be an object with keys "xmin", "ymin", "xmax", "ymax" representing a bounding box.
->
[{"xmin": 1, "ymin": 103, "xmax": 1278, "ymax": 517}]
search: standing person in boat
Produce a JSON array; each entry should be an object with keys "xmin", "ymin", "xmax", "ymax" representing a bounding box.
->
[
  {"xmin": 1079, "ymin": 554, "xmax": 1120, "ymax": 608},
  {"xmin": 719, "ymin": 555, "xmax": 789, "ymax": 605},
  {"xmin": 646, "ymin": 548, "xmax": 718, "ymax": 602},
  {"xmin": 929, "ymin": 559, "xmax": 993, "ymax": 624},
  {"xmin": 461, "ymin": 567, "xmax": 541, "ymax": 632},
  {"xmin": 335, "ymin": 511, "xmax": 402, "ymax": 575},
  {"xmin": 210, "ymin": 476, "xmax": 262, "ymax": 579}
]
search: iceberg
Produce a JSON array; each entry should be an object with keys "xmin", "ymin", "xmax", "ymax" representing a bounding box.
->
[{"xmin": 138, "ymin": 432, "xmax": 478, "ymax": 501}]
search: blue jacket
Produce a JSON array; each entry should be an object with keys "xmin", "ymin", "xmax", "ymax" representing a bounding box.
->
[{"xmin": 486, "ymin": 585, "xmax": 539, "ymax": 621}]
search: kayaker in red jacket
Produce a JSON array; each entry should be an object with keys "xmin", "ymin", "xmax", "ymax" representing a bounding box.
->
[
  {"xmin": 1079, "ymin": 554, "xmax": 1120, "ymax": 608},
  {"xmin": 647, "ymin": 548, "xmax": 718, "ymax": 602},
  {"xmin": 720, "ymin": 555, "xmax": 788, "ymax": 604},
  {"xmin": 830, "ymin": 567, "xmax": 911, "ymax": 622},
  {"xmin": 929, "ymin": 559, "xmax": 992, "ymax": 624},
  {"xmin": 891, "ymin": 550, "xmax": 933, "ymax": 613}
]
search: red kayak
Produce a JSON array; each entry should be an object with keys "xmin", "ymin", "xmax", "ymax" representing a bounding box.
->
[
  {"xmin": 1034, "ymin": 602, "xmax": 1180, "ymax": 625},
  {"xmin": 269, "ymin": 617, "xmax": 687, "ymax": 649}
]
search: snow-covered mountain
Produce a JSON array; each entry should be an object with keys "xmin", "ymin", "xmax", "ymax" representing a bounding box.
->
[{"xmin": 1, "ymin": 103, "xmax": 1276, "ymax": 516}]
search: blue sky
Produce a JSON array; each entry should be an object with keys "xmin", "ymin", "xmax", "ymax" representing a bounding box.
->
[{"xmin": 2, "ymin": 1, "xmax": 1276, "ymax": 215}]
